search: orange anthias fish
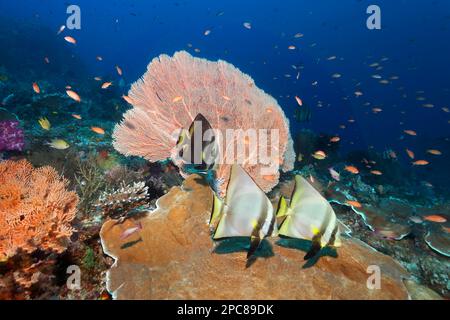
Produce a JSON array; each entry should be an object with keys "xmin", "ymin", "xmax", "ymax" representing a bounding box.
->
[
  {"xmin": 64, "ymin": 36, "xmax": 77, "ymax": 44},
  {"xmin": 412, "ymin": 160, "xmax": 429, "ymax": 166},
  {"xmin": 427, "ymin": 149, "xmax": 442, "ymax": 156},
  {"xmin": 345, "ymin": 165, "xmax": 359, "ymax": 174},
  {"xmin": 32, "ymin": 82, "xmax": 40, "ymax": 94},
  {"xmin": 346, "ymin": 200, "xmax": 362, "ymax": 208},
  {"xmin": 66, "ymin": 90, "xmax": 81, "ymax": 102},
  {"xmin": 173, "ymin": 96, "xmax": 183, "ymax": 103},
  {"xmin": 295, "ymin": 96, "xmax": 303, "ymax": 106},
  {"xmin": 262, "ymin": 174, "xmax": 277, "ymax": 182},
  {"xmin": 101, "ymin": 82, "xmax": 113, "ymax": 89},
  {"xmin": 91, "ymin": 127, "xmax": 105, "ymax": 135},
  {"xmin": 423, "ymin": 215, "xmax": 447, "ymax": 223},
  {"xmin": 370, "ymin": 170, "xmax": 383, "ymax": 176},
  {"xmin": 405, "ymin": 149, "xmax": 415, "ymax": 159},
  {"xmin": 330, "ymin": 136, "xmax": 340, "ymax": 143},
  {"xmin": 122, "ymin": 95, "xmax": 133, "ymax": 104},
  {"xmin": 404, "ymin": 130, "xmax": 417, "ymax": 136},
  {"xmin": 116, "ymin": 65, "xmax": 123, "ymax": 76},
  {"xmin": 72, "ymin": 114, "xmax": 82, "ymax": 120}
]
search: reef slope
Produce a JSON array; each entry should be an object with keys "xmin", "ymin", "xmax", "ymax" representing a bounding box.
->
[{"xmin": 100, "ymin": 175, "xmax": 410, "ymax": 300}]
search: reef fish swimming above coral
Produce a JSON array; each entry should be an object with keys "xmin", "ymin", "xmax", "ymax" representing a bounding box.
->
[{"xmin": 0, "ymin": 0, "xmax": 449, "ymax": 304}]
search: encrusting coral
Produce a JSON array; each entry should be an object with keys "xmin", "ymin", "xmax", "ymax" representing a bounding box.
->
[
  {"xmin": 0, "ymin": 159, "xmax": 79, "ymax": 261},
  {"xmin": 113, "ymin": 51, "xmax": 295, "ymax": 196}
]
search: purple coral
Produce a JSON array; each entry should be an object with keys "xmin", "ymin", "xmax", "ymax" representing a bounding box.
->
[{"xmin": 0, "ymin": 120, "xmax": 25, "ymax": 152}]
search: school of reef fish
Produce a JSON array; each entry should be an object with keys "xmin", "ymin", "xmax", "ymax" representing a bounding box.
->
[{"xmin": 0, "ymin": 16, "xmax": 449, "ymax": 300}]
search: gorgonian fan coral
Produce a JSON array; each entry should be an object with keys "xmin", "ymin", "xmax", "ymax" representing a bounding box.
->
[
  {"xmin": 113, "ymin": 51, "xmax": 295, "ymax": 195},
  {"xmin": 0, "ymin": 120, "xmax": 24, "ymax": 152},
  {"xmin": 0, "ymin": 159, "xmax": 79, "ymax": 261}
]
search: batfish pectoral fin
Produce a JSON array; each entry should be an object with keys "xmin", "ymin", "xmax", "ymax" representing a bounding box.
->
[{"xmin": 304, "ymin": 234, "xmax": 323, "ymax": 260}]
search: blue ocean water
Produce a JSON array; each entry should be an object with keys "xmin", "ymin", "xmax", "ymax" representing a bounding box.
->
[{"xmin": 2, "ymin": 0, "xmax": 449, "ymax": 186}]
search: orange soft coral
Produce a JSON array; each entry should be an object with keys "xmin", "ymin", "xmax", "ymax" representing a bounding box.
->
[{"xmin": 0, "ymin": 160, "xmax": 79, "ymax": 261}]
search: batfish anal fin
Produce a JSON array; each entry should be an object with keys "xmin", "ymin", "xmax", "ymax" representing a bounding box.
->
[{"xmin": 247, "ymin": 235, "xmax": 262, "ymax": 259}]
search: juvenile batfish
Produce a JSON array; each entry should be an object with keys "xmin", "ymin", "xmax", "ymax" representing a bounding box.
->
[{"xmin": 277, "ymin": 175, "xmax": 343, "ymax": 260}]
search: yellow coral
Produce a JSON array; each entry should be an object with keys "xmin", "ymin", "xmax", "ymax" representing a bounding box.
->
[{"xmin": 0, "ymin": 160, "xmax": 79, "ymax": 260}]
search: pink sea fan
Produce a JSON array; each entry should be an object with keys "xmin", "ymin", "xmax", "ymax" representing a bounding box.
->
[{"xmin": 113, "ymin": 51, "xmax": 294, "ymax": 195}]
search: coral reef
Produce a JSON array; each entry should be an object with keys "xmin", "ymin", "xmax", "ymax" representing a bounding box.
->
[
  {"xmin": 0, "ymin": 159, "xmax": 78, "ymax": 261},
  {"xmin": 100, "ymin": 175, "xmax": 412, "ymax": 300},
  {"xmin": 113, "ymin": 51, "xmax": 295, "ymax": 196}
]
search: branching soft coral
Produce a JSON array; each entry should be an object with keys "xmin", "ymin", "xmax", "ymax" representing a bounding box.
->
[{"xmin": 0, "ymin": 159, "xmax": 79, "ymax": 261}]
